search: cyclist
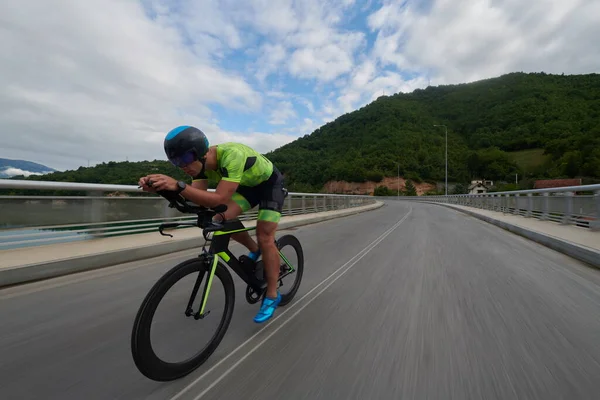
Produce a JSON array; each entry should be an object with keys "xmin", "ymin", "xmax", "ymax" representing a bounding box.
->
[{"xmin": 138, "ymin": 125, "xmax": 285, "ymax": 323}]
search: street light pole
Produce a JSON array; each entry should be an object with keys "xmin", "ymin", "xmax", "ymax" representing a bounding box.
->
[
  {"xmin": 397, "ymin": 163, "xmax": 400, "ymax": 197},
  {"xmin": 434, "ymin": 124, "xmax": 448, "ymax": 196}
]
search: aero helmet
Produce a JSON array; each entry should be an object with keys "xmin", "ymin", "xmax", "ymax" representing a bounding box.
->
[{"xmin": 163, "ymin": 125, "xmax": 209, "ymax": 167}]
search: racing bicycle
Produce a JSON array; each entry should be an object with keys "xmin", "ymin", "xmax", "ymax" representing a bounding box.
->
[{"xmin": 130, "ymin": 184, "xmax": 304, "ymax": 382}]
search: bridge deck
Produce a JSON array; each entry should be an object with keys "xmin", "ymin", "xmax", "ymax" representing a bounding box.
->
[{"xmin": 1, "ymin": 202, "xmax": 599, "ymax": 399}]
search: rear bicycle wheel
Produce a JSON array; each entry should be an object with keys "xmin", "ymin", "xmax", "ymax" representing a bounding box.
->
[
  {"xmin": 276, "ymin": 234, "xmax": 304, "ymax": 307},
  {"xmin": 131, "ymin": 256, "xmax": 235, "ymax": 381}
]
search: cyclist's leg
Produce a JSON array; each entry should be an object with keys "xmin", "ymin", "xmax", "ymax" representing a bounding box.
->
[
  {"xmin": 256, "ymin": 217, "xmax": 279, "ymax": 297},
  {"xmin": 253, "ymin": 217, "xmax": 281, "ymax": 324},
  {"xmin": 253, "ymin": 170, "xmax": 286, "ymax": 323},
  {"xmin": 224, "ymin": 191, "xmax": 259, "ymax": 253}
]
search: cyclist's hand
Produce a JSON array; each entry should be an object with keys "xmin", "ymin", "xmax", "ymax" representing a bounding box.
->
[
  {"xmin": 138, "ymin": 176, "xmax": 156, "ymax": 192},
  {"xmin": 147, "ymin": 174, "xmax": 178, "ymax": 191}
]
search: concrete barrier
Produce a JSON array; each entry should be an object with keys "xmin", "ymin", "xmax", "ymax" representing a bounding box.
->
[
  {"xmin": 432, "ymin": 202, "xmax": 600, "ymax": 270},
  {"xmin": 0, "ymin": 201, "xmax": 384, "ymax": 288}
]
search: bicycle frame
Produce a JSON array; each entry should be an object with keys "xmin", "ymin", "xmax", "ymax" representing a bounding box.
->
[
  {"xmin": 132, "ymin": 184, "xmax": 303, "ymax": 382},
  {"xmin": 195, "ymin": 218, "xmax": 296, "ymax": 317},
  {"xmin": 207, "ymin": 220, "xmax": 263, "ymax": 290},
  {"xmin": 149, "ymin": 185, "xmax": 295, "ymax": 318}
]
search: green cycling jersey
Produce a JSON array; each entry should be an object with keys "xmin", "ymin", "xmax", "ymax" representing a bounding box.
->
[{"xmin": 192, "ymin": 142, "xmax": 274, "ymax": 187}]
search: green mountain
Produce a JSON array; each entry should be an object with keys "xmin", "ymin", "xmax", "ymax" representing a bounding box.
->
[
  {"xmin": 0, "ymin": 160, "xmax": 188, "ymax": 196},
  {"xmin": 0, "ymin": 158, "xmax": 56, "ymax": 178},
  {"xmin": 265, "ymin": 71, "xmax": 600, "ymax": 192},
  {"xmin": 4, "ymin": 71, "xmax": 600, "ymax": 195}
]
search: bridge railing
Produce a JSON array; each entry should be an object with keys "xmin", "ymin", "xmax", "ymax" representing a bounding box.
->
[
  {"xmin": 379, "ymin": 184, "xmax": 600, "ymax": 231},
  {"xmin": 0, "ymin": 180, "xmax": 376, "ymax": 249}
]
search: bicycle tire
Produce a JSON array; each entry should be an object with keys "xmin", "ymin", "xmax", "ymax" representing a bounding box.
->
[
  {"xmin": 131, "ymin": 256, "xmax": 235, "ymax": 381},
  {"xmin": 277, "ymin": 234, "xmax": 304, "ymax": 307}
]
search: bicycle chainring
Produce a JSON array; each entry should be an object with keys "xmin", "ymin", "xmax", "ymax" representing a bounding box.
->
[{"xmin": 245, "ymin": 285, "xmax": 265, "ymax": 304}]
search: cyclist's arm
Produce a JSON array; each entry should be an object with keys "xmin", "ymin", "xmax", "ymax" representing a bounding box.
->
[
  {"xmin": 181, "ymin": 180, "xmax": 238, "ymax": 208},
  {"xmin": 191, "ymin": 178, "xmax": 208, "ymax": 191},
  {"xmin": 180, "ymin": 153, "xmax": 244, "ymax": 207}
]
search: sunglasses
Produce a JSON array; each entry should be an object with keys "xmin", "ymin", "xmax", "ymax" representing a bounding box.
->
[{"xmin": 168, "ymin": 150, "xmax": 197, "ymax": 167}]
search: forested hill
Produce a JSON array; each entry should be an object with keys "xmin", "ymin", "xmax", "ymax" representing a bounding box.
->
[
  {"xmin": 265, "ymin": 72, "xmax": 600, "ymax": 191},
  {"xmin": 4, "ymin": 72, "xmax": 600, "ymax": 195},
  {"xmin": 0, "ymin": 160, "xmax": 189, "ymax": 195}
]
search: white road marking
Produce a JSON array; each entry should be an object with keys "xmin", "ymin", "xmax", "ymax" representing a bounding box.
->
[{"xmin": 169, "ymin": 207, "xmax": 412, "ymax": 400}]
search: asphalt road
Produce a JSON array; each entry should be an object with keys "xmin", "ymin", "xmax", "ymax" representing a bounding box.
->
[{"xmin": 1, "ymin": 201, "xmax": 600, "ymax": 400}]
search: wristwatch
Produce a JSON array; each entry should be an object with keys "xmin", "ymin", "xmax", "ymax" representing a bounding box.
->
[{"xmin": 175, "ymin": 181, "xmax": 187, "ymax": 194}]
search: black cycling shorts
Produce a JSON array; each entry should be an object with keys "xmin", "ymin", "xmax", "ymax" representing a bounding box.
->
[{"xmin": 231, "ymin": 167, "xmax": 285, "ymax": 222}]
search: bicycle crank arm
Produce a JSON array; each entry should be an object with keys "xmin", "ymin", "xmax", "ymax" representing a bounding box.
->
[
  {"xmin": 278, "ymin": 270, "xmax": 294, "ymax": 280},
  {"xmin": 193, "ymin": 310, "xmax": 210, "ymax": 320}
]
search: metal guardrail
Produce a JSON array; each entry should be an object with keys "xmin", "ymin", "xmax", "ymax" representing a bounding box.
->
[
  {"xmin": 378, "ymin": 184, "xmax": 600, "ymax": 231},
  {"xmin": 0, "ymin": 180, "xmax": 376, "ymax": 249}
]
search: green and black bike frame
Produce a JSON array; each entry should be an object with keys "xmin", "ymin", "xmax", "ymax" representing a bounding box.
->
[
  {"xmin": 189, "ymin": 218, "xmax": 295, "ymax": 319},
  {"xmin": 207, "ymin": 219, "xmax": 265, "ymax": 286},
  {"xmin": 150, "ymin": 185, "xmax": 292, "ymax": 319}
]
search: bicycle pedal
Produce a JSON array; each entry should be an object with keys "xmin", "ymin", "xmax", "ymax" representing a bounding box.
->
[{"xmin": 194, "ymin": 310, "xmax": 210, "ymax": 320}]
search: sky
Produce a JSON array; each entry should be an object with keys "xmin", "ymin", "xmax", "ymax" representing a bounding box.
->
[{"xmin": 1, "ymin": 0, "xmax": 599, "ymax": 173}]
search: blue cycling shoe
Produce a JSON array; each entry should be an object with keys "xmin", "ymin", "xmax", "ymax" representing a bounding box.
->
[
  {"xmin": 248, "ymin": 249, "xmax": 261, "ymax": 261},
  {"xmin": 253, "ymin": 292, "xmax": 281, "ymax": 323}
]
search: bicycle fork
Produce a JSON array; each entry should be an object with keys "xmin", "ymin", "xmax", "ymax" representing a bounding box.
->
[{"xmin": 185, "ymin": 254, "xmax": 219, "ymax": 320}]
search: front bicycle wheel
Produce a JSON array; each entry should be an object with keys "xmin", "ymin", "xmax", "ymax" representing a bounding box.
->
[
  {"xmin": 131, "ymin": 256, "xmax": 235, "ymax": 381},
  {"xmin": 276, "ymin": 234, "xmax": 304, "ymax": 307}
]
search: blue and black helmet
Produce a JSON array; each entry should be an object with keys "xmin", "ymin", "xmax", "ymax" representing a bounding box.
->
[{"xmin": 163, "ymin": 125, "xmax": 210, "ymax": 167}]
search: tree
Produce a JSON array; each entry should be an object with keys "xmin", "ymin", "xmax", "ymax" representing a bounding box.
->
[
  {"xmin": 453, "ymin": 183, "xmax": 467, "ymax": 194},
  {"xmin": 374, "ymin": 185, "xmax": 395, "ymax": 196},
  {"xmin": 404, "ymin": 180, "xmax": 417, "ymax": 196},
  {"xmin": 11, "ymin": 72, "xmax": 600, "ymax": 194}
]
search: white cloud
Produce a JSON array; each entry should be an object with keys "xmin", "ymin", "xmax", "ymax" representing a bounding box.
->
[
  {"xmin": 301, "ymin": 99, "xmax": 315, "ymax": 113},
  {"xmin": 269, "ymin": 101, "xmax": 297, "ymax": 125},
  {"xmin": 297, "ymin": 118, "xmax": 320, "ymax": 136},
  {"xmin": 276, "ymin": 117, "xmax": 321, "ymax": 138},
  {"xmin": 321, "ymin": 0, "xmax": 600, "ymax": 122},
  {"xmin": 145, "ymin": 0, "xmax": 243, "ymax": 53},
  {"xmin": 1, "ymin": 0, "xmax": 599, "ymax": 174},
  {"xmin": 0, "ymin": 0, "xmax": 263, "ymax": 170},
  {"xmin": 320, "ymin": 59, "xmax": 428, "ymax": 120},
  {"xmin": 255, "ymin": 43, "xmax": 287, "ymax": 83},
  {"xmin": 266, "ymin": 91, "xmax": 288, "ymax": 99},
  {"xmin": 0, "ymin": 168, "xmax": 51, "ymax": 178},
  {"xmin": 241, "ymin": 0, "xmax": 367, "ymax": 82},
  {"xmin": 288, "ymin": 32, "xmax": 365, "ymax": 82},
  {"xmin": 368, "ymin": 0, "xmax": 600, "ymax": 85},
  {"xmin": 216, "ymin": 131, "xmax": 300, "ymax": 155},
  {"xmin": 235, "ymin": 0, "xmax": 300, "ymax": 36}
]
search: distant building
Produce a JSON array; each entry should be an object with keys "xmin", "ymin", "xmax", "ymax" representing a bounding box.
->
[
  {"xmin": 533, "ymin": 179, "xmax": 581, "ymax": 189},
  {"xmin": 468, "ymin": 179, "xmax": 493, "ymax": 194}
]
